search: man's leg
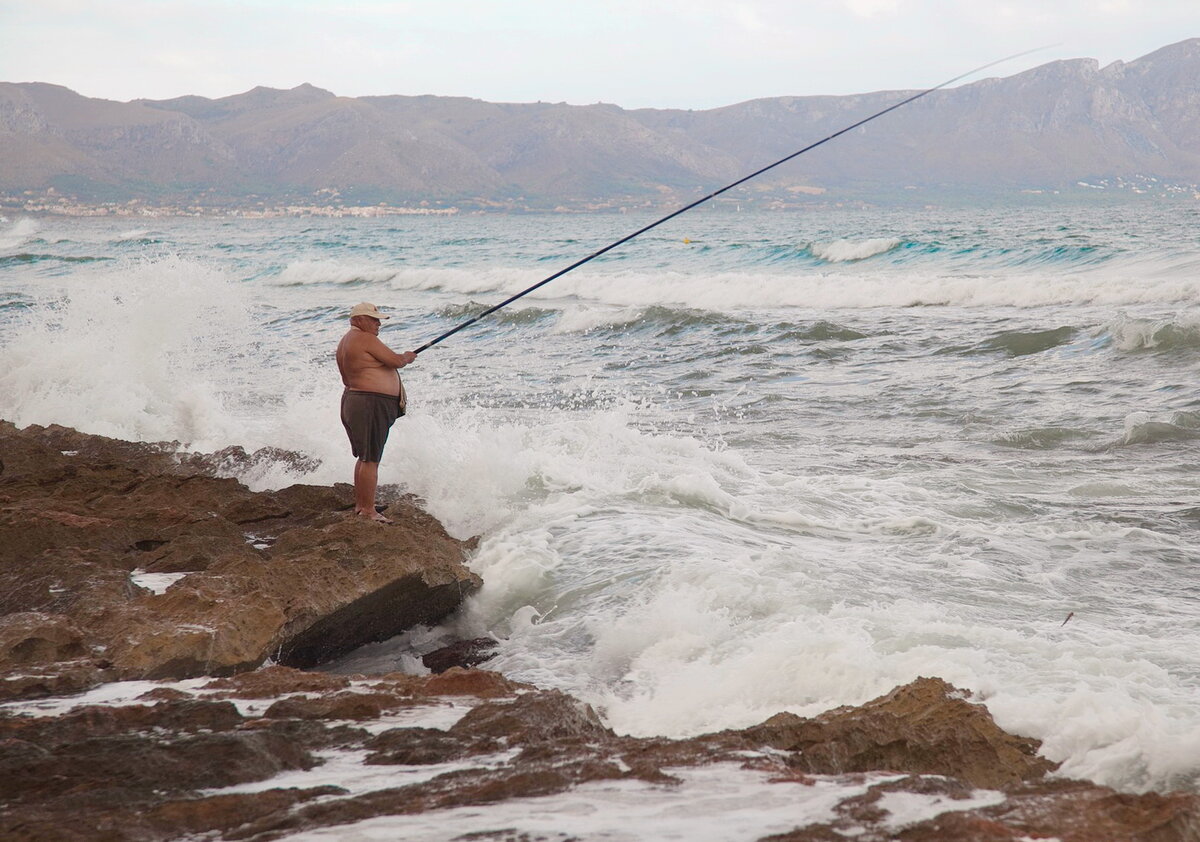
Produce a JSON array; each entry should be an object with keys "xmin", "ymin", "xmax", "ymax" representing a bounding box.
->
[{"xmin": 353, "ymin": 459, "xmax": 391, "ymax": 522}]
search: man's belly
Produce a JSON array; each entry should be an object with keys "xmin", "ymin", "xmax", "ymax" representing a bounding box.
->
[{"xmin": 345, "ymin": 370, "xmax": 400, "ymax": 396}]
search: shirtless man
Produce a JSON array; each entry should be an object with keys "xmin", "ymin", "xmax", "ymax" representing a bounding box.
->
[{"xmin": 336, "ymin": 302, "xmax": 417, "ymax": 522}]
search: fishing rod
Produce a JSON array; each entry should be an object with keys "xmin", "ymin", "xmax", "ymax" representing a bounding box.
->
[{"xmin": 413, "ymin": 48, "xmax": 1049, "ymax": 355}]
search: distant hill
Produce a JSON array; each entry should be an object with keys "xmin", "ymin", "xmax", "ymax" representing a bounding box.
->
[{"xmin": 2, "ymin": 39, "xmax": 1198, "ymax": 209}]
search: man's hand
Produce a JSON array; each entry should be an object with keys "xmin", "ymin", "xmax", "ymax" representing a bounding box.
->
[{"xmin": 399, "ymin": 350, "xmax": 417, "ymax": 367}]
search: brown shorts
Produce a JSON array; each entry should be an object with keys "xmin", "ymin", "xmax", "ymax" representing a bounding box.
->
[{"xmin": 341, "ymin": 390, "xmax": 402, "ymax": 463}]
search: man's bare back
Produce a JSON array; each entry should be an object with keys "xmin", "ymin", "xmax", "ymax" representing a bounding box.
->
[{"xmin": 336, "ymin": 318, "xmax": 416, "ymax": 394}]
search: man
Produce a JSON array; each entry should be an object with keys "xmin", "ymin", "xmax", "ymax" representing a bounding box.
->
[{"xmin": 336, "ymin": 302, "xmax": 417, "ymax": 522}]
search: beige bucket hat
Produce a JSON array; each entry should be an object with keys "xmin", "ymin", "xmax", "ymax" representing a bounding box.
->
[{"xmin": 349, "ymin": 302, "xmax": 390, "ymax": 319}]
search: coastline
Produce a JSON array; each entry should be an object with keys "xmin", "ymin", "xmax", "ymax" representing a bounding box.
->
[{"xmin": 1, "ymin": 420, "xmax": 1197, "ymax": 841}]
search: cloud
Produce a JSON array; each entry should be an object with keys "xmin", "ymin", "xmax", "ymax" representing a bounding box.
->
[{"xmin": 842, "ymin": 0, "xmax": 901, "ymax": 19}]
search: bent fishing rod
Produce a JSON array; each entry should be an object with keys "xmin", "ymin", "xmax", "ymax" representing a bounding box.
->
[{"xmin": 413, "ymin": 48, "xmax": 1048, "ymax": 355}]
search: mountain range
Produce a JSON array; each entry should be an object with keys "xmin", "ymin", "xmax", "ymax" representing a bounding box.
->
[{"xmin": 1, "ymin": 39, "xmax": 1198, "ymax": 209}]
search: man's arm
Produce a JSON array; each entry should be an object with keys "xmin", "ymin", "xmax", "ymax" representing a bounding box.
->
[{"xmin": 366, "ymin": 334, "xmax": 416, "ymax": 369}]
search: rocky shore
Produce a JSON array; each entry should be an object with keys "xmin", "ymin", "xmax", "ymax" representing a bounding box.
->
[{"xmin": 1, "ymin": 421, "xmax": 1197, "ymax": 841}]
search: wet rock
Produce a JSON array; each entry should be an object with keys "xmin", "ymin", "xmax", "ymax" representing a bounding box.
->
[
  {"xmin": 0, "ymin": 726, "xmax": 314, "ymax": 803},
  {"xmin": 0, "ymin": 699, "xmax": 245, "ymax": 747},
  {"xmin": 176, "ymin": 444, "xmax": 322, "ymax": 479},
  {"xmin": 1, "ymin": 787, "xmax": 342, "ymax": 842},
  {"xmin": 741, "ymin": 676, "xmax": 1056, "ymax": 789},
  {"xmin": 140, "ymin": 533, "xmax": 263, "ymax": 574},
  {"xmin": 0, "ymin": 658, "xmax": 118, "ymax": 702},
  {"xmin": 450, "ymin": 688, "xmax": 612, "ymax": 745},
  {"xmin": 0, "ymin": 611, "xmax": 91, "ymax": 666},
  {"xmin": 421, "ymin": 636, "xmax": 500, "ymax": 673},
  {"xmin": 263, "ymin": 691, "xmax": 397, "ymax": 721},
  {"xmin": 365, "ymin": 725, "xmax": 500, "ymax": 765},
  {"xmin": 0, "ymin": 422, "xmax": 481, "ymax": 681},
  {"xmin": 203, "ymin": 664, "xmax": 353, "ymax": 698},
  {"xmin": 420, "ymin": 666, "xmax": 526, "ymax": 698},
  {"xmin": 762, "ymin": 775, "xmax": 1200, "ymax": 841}
]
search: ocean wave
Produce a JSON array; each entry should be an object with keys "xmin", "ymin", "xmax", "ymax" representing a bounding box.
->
[
  {"xmin": 956, "ymin": 326, "xmax": 1078, "ymax": 357},
  {"xmin": 269, "ymin": 259, "xmax": 399, "ymax": 286},
  {"xmin": 1120, "ymin": 411, "xmax": 1200, "ymax": 446},
  {"xmin": 808, "ymin": 237, "xmax": 902, "ymax": 263},
  {"xmin": 0, "ymin": 255, "xmax": 262, "ymax": 447},
  {"xmin": 0, "ymin": 218, "xmax": 39, "ymax": 252},
  {"xmin": 382, "ymin": 263, "xmax": 1200, "ymax": 310},
  {"xmin": 436, "ymin": 302, "xmax": 557, "ymax": 326},
  {"xmin": 992, "ymin": 427, "xmax": 1095, "ymax": 449},
  {"xmin": 1101, "ymin": 315, "xmax": 1200, "ymax": 353},
  {"xmin": 772, "ymin": 321, "xmax": 869, "ymax": 342},
  {"xmin": 0, "ymin": 253, "xmax": 111, "ymax": 268},
  {"xmin": 113, "ymin": 229, "xmax": 164, "ymax": 244}
]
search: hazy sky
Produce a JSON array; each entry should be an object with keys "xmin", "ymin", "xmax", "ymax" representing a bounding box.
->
[{"xmin": 1, "ymin": 1, "xmax": 1195, "ymax": 109}]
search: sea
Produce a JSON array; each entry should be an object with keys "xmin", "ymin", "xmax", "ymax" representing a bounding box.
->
[{"xmin": 2, "ymin": 203, "xmax": 1199, "ymax": 798}]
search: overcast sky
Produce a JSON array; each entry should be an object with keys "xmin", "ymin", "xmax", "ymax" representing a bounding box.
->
[{"xmin": 0, "ymin": 1, "xmax": 1195, "ymax": 109}]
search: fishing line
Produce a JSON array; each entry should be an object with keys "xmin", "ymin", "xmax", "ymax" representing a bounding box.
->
[{"xmin": 414, "ymin": 47, "xmax": 1051, "ymax": 355}]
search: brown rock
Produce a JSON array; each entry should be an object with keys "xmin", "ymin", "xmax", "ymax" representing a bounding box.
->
[
  {"xmin": 0, "ymin": 727, "xmax": 313, "ymax": 803},
  {"xmin": 203, "ymin": 664, "xmax": 352, "ymax": 697},
  {"xmin": 0, "ymin": 422, "xmax": 481, "ymax": 681},
  {"xmin": 0, "ymin": 786, "xmax": 342, "ymax": 842},
  {"xmin": 421, "ymin": 667, "xmax": 523, "ymax": 698},
  {"xmin": 139, "ymin": 533, "xmax": 262, "ymax": 573},
  {"xmin": 450, "ymin": 688, "xmax": 612, "ymax": 745},
  {"xmin": 365, "ymin": 725, "xmax": 498, "ymax": 765},
  {"xmin": 760, "ymin": 772, "xmax": 1200, "ymax": 842},
  {"xmin": 263, "ymin": 691, "xmax": 397, "ymax": 721},
  {"xmin": 0, "ymin": 611, "xmax": 91, "ymax": 666},
  {"xmin": 0, "ymin": 699, "xmax": 245, "ymax": 748},
  {"xmin": 957, "ymin": 778, "xmax": 1200, "ymax": 842},
  {"xmin": 741, "ymin": 677, "xmax": 1056, "ymax": 789},
  {"xmin": 422, "ymin": 636, "xmax": 500, "ymax": 673}
]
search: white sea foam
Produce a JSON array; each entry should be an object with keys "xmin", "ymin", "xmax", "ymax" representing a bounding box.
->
[
  {"xmin": 380, "ymin": 264, "xmax": 1200, "ymax": 310},
  {"xmin": 130, "ymin": 570, "xmax": 189, "ymax": 594},
  {"xmin": 278, "ymin": 765, "xmax": 892, "ymax": 842},
  {"xmin": 810, "ymin": 236, "xmax": 901, "ymax": 262},
  {"xmin": 549, "ymin": 305, "xmax": 645, "ymax": 334},
  {"xmin": 0, "ymin": 256, "xmax": 262, "ymax": 445},
  {"xmin": 1101, "ymin": 312, "xmax": 1200, "ymax": 351},
  {"xmin": 0, "ymin": 217, "xmax": 39, "ymax": 251},
  {"xmin": 877, "ymin": 788, "xmax": 1006, "ymax": 831},
  {"xmin": 272, "ymin": 259, "xmax": 398, "ymax": 286}
]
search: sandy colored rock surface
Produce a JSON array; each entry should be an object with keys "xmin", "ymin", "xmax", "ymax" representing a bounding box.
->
[{"xmin": 0, "ymin": 421, "xmax": 480, "ymax": 690}]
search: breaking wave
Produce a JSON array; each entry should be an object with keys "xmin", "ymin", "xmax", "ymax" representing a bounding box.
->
[
  {"xmin": 269, "ymin": 259, "xmax": 399, "ymax": 286},
  {"xmin": 808, "ymin": 237, "xmax": 901, "ymax": 263},
  {"xmin": 1101, "ymin": 315, "xmax": 1200, "ymax": 353},
  {"xmin": 0, "ymin": 218, "xmax": 39, "ymax": 252},
  {"xmin": 1121, "ymin": 411, "xmax": 1200, "ymax": 446}
]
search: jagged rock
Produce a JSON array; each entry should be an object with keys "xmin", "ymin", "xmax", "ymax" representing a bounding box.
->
[
  {"xmin": 263, "ymin": 692, "xmax": 397, "ymax": 721},
  {"xmin": 1, "ymin": 670, "xmax": 1197, "ymax": 842},
  {"xmin": 176, "ymin": 444, "xmax": 321, "ymax": 478},
  {"xmin": 421, "ymin": 636, "xmax": 500, "ymax": 673},
  {"xmin": 0, "ymin": 421, "xmax": 480, "ymax": 683},
  {"xmin": 202, "ymin": 664, "xmax": 353, "ymax": 698},
  {"xmin": 449, "ymin": 689, "xmax": 611, "ymax": 744},
  {"xmin": 741, "ymin": 676, "xmax": 1056, "ymax": 789},
  {"xmin": 761, "ymin": 774, "xmax": 1200, "ymax": 841},
  {"xmin": 0, "ymin": 658, "xmax": 119, "ymax": 702},
  {"xmin": 0, "ymin": 611, "xmax": 91, "ymax": 665}
]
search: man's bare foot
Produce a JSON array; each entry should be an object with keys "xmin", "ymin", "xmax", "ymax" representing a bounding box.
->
[{"xmin": 353, "ymin": 508, "xmax": 393, "ymax": 523}]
